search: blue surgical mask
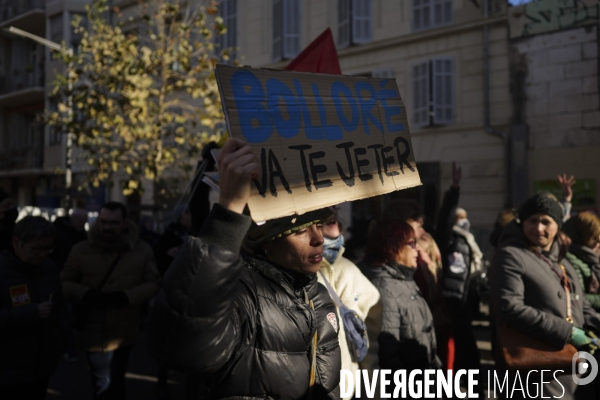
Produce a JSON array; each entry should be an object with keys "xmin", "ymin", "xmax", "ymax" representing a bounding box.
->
[{"xmin": 323, "ymin": 235, "xmax": 344, "ymax": 264}]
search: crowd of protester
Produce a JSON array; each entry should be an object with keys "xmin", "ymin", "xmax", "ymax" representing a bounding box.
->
[{"xmin": 1, "ymin": 140, "xmax": 600, "ymax": 400}]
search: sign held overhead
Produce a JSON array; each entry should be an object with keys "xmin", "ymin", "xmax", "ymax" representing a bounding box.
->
[{"xmin": 216, "ymin": 64, "xmax": 422, "ymax": 222}]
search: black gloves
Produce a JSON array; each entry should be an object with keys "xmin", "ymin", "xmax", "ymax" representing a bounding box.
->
[{"xmin": 82, "ymin": 289, "xmax": 129, "ymax": 309}]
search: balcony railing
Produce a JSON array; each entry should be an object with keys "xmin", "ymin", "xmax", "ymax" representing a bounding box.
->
[
  {"xmin": 0, "ymin": 125, "xmax": 44, "ymax": 171},
  {"xmin": 0, "ymin": 144, "xmax": 44, "ymax": 171},
  {"xmin": 0, "ymin": 0, "xmax": 45, "ymax": 24},
  {"xmin": 0, "ymin": 60, "xmax": 45, "ymax": 94}
]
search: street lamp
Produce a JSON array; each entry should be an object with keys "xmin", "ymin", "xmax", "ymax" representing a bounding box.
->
[{"xmin": 3, "ymin": 26, "xmax": 75, "ymax": 209}]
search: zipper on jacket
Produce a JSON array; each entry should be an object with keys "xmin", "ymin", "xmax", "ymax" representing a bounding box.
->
[{"xmin": 319, "ymin": 339, "xmax": 339, "ymax": 354}]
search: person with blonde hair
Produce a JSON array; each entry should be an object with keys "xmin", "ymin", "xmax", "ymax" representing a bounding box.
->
[{"xmin": 563, "ymin": 211, "xmax": 600, "ymax": 311}]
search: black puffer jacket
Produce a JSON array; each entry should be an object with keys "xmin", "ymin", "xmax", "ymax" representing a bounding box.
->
[
  {"xmin": 362, "ymin": 261, "xmax": 441, "ymax": 372},
  {"xmin": 0, "ymin": 250, "xmax": 62, "ymax": 386},
  {"xmin": 148, "ymin": 204, "xmax": 341, "ymax": 400}
]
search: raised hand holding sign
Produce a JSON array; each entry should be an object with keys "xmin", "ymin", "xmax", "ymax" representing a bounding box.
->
[{"xmin": 216, "ymin": 65, "xmax": 422, "ymax": 222}]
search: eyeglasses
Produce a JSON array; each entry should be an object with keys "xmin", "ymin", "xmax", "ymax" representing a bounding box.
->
[
  {"xmin": 405, "ymin": 239, "xmax": 418, "ymax": 249},
  {"xmin": 29, "ymin": 245, "xmax": 54, "ymax": 255}
]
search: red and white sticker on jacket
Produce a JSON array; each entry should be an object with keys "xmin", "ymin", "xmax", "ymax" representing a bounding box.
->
[
  {"xmin": 10, "ymin": 284, "xmax": 31, "ymax": 307},
  {"xmin": 326, "ymin": 312, "xmax": 338, "ymax": 333}
]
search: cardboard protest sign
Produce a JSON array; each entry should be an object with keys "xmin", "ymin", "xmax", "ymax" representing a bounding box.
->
[{"xmin": 216, "ymin": 64, "xmax": 422, "ymax": 222}]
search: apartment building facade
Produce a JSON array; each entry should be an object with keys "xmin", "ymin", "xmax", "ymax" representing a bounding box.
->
[
  {"xmin": 3, "ymin": 0, "xmax": 596, "ymax": 245},
  {"xmin": 0, "ymin": 0, "xmax": 103, "ymax": 209},
  {"xmin": 224, "ymin": 0, "xmax": 511, "ymax": 251}
]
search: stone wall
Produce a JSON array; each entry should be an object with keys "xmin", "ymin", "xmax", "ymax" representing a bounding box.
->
[
  {"xmin": 513, "ymin": 25, "xmax": 600, "ymax": 209},
  {"xmin": 514, "ymin": 25, "xmax": 599, "ymax": 150}
]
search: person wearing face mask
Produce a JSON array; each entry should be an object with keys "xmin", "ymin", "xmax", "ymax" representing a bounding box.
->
[
  {"xmin": 317, "ymin": 210, "xmax": 380, "ymax": 400},
  {"xmin": 362, "ymin": 220, "xmax": 441, "ymax": 383},
  {"xmin": 435, "ymin": 163, "xmax": 483, "ymax": 388},
  {"xmin": 147, "ymin": 138, "xmax": 341, "ymax": 399},
  {"xmin": 563, "ymin": 211, "xmax": 600, "ymax": 312},
  {"xmin": 0, "ymin": 188, "xmax": 18, "ymax": 252},
  {"xmin": 490, "ymin": 194, "xmax": 600, "ymax": 400}
]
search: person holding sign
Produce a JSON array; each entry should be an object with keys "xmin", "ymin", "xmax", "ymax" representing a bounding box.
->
[{"xmin": 148, "ymin": 138, "xmax": 341, "ymax": 399}]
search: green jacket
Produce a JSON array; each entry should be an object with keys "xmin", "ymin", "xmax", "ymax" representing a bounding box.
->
[{"xmin": 566, "ymin": 252, "xmax": 600, "ymax": 311}]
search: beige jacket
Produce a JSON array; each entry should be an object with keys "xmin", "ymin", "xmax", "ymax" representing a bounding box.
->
[
  {"xmin": 318, "ymin": 247, "xmax": 380, "ymax": 400},
  {"xmin": 61, "ymin": 221, "xmax": 160, "ymax": 352}
]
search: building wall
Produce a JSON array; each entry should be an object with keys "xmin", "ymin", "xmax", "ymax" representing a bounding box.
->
[
  {"xmin": 512, "ymin": 24, "xmax": 600, "ymax": 210},
  {"xmin": 236, "ymin": 0, "xmax": 511, "ymax": 241}
]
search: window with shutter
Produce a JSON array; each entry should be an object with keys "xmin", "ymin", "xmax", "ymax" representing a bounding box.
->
[
  {"xmin": 352, "ymin": 0, "xmax": 372, "ymax": 44},
  {"xmin": 432, "ymin": 57, "xmax": 454, "ymax": 124},
  {"xmin": 282, "ymin": 0, "xmax": 301, "ymax": 59},
  {"xmin": 413, "ymin": 0, "xmax": 452, "ymax": 31},
  {"xmin": 412, "ymin": 61, "xmax": 430, "ymax": 127},
  {"xmin": 338, "ymin": 0, "xmax": 350, "ymax": 48},
  {"xmin": 412, "ymin": 57, "xmax": 454, "ymax": 127},
  {"xmin": 272, "ymin": 0, "xmax": 282, "ymax": 61},
  {"xmin": 338, "ymin": 0, "xmax": 371, "ymax": 48},
  {"xmin": 218, "ymin": 0, "xmax": 237, "ymax": 61}
]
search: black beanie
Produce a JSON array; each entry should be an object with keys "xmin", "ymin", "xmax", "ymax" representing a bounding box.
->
[
  {"xmin": 247, "ymin": 208, "xmax": 333, "ymax": 246},
  {"xmin": 518, "ymin": 194, "xmax": 564, "ymax": 229}
]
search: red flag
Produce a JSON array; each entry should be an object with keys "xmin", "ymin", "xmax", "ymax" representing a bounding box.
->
[{"xmin": 285, "ymin": 28, "xmax": 342, "ymax": 75}]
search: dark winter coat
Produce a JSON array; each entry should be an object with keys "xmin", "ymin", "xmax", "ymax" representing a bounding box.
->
[
  {"xmin": 362, "ymin": 261, "xmax": 441, "ymax": 372},
  {"xmin": 50, "ymin": 216, "xmax": 87, "ymax": 269},
  {"xmin": 154, "ymin": 222, "xmax": 189, "ymax": 277},
  {"xmin": 490, "ymin": 220, "xmax": 600, "ymax": 400},
  {"xmin": 61, "ymin": 221, "xmax": 161, "ymax": 352},
  {"xmin": 147, "ymin": 204, "xmax": 341, "ymax": 400},
  {"xmin": 0, "ymin": 250, "xmax": 62, "ymax": 386},
  {"xmin": 435, "ymin": 186, "xmax": 472, "ymax": 303}
]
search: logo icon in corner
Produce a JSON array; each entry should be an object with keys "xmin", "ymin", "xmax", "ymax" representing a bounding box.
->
[
  {"xmin": 326, "ymin": 312, "xmax": 338, "ymax": 333},
  {"xmin": 572, "ymin": 351, "xmax": 599, "ymax": 385}
]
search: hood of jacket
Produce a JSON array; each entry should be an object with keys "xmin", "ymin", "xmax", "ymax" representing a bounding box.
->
[{"xmin": 88, "ymin": 219, "xmax": 139, "ymax": 251}]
